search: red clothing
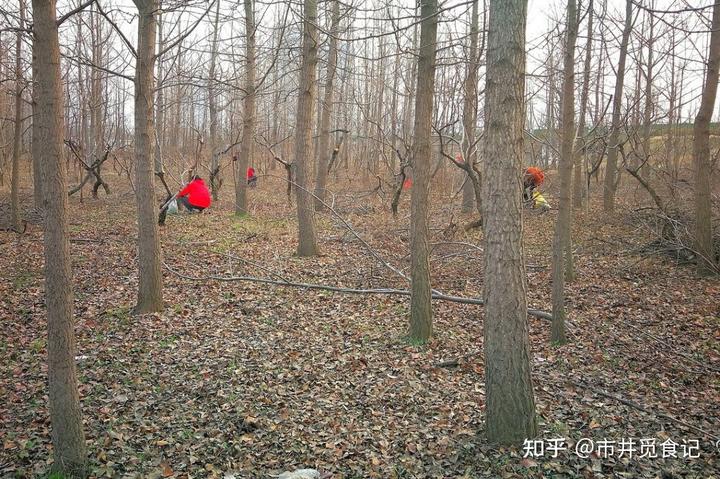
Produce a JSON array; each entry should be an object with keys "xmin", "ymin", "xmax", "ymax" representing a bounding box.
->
[
  {"xmin": 177, "ymin": 178, "xmax": 211, "ymax": 208},
  {"xmin": 524, "ymin": 167, "xmax": 545, "ymax": 187},
  {"xmin": 247, "ymin": 167, "xmax": 256, "ymax": 179}
]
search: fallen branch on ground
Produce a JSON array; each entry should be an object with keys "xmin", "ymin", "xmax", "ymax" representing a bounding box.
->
[
  {"xmin": 1, "ymin": 220, "xmax": 27, "ymax": 234},
  {"xmin": 163, "ymin": 261, "xmax": 554, "ymax": 322},
  {"xmin": 463, "ymin": 218, "xmax": 483, "ymax": 231},
  {"xmin": 569, "ymin": 379, "xmax": 720, "ymax": 442}
]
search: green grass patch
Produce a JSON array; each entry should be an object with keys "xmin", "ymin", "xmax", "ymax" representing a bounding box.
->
[
  {"xmin": 404, "ymin": 335, "xmax": 429, "ymax": 347},
  {"xmin": 16, "ymin": 306, "xmax": 32, "ymax": 321},
  {"xmin": 159, "ymin": 335, "xmax": 179, "ymax": 349},
  {"xmin": 12, "ymin": 270, "xmax": 36, "ymax": 290},
  {"xmin": 30, "ymin": 338, "xmax": 46, "ymax": 353},
  {"xmin": 102, "ymin": 306, "xmax": 132, "ymax": 325}
]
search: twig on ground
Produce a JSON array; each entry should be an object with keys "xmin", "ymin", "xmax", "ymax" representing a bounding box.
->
[
  {"xmin": 162, "ymin": 261, "xmax": 555, "ymax": 322},
  {"xmin": 569, "ymin": 379, "xmax": 720, "ymax": 442}
]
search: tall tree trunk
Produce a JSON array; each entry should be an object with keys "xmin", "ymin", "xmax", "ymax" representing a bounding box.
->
[
  {"xmin": 482, "ymin": 0, "xmax": 537, "ymax": 445},
  {"xmin": 90, "ymin": 6, "xmax": 103, "ymax": 158},
  {"xmin": 209, "ymin": 0, "xmax": 221, "ymax": 200},
  {"xmin": 408, "ymin": 0, "xmax": 438, "ymax": 344},
  {"xmin": 545, "ymin": 49, "xmax": 555, "ymax": 169},
  {"xmin": 133, "ymin": 0, "xmax": 164, "ymax": 313},
  {"xmin": 461, "ymin": 0, "xmax": 480, "ymax": 214},
  {"xmin": 693, "ymin": 0, "xmax": 720, "ymax": 274},
  {"xmin": 314, "ymin": 0, "xmax": 340, "ymax": 211},
  {"xmin": 32, "ymin": 95, "xmax": 43, "ymax": 210},
  {"xmin": 236, "ymin": 0, "xmax": 255, "ymax": 215},
  {"xmin": 10, "ymin": 0, "xmax": 25, "ymax": 231},
  {"xmin": 32, "ymin": 0, "xmax": 88, "ymax": 473},
  {"xmin": 174, "ymin": 44, "xmax": 183, "ymax": 156},
  {"xmin": 271, "ymin": 25, "xmax": 281, "ymax": 170},
  {"xmin": 573, "ymin": 0, "xmax": 592, "ymax": 206},
  {"xmin": 294, "ymin": 0, "xmax": 320, "ymax": 255},
  {"xmin": 402, "ymin": 10, "xmax": 419, "ymax": 144},
  {"xmin": 89, "ymin": 5, "xmax": 106, "ymax": 198},
  {"xmin": 666, "ymin": 29, "xmax": 679, "ymax": 185},
  {"xmin": 603, "ymin": 0, "xmax": 632, "ymax": 212},
  {"xmin": 30, "ymin": 13, "xmax": 45, "ymax": 211},
  {"xmin": 551, "ymin": 0, "xmax": 578, "ymax": 345},
  {"xmin": 389, "ymin": 45, "xmax": 400, "ymax": 173},
  {"xmin": 640, "ymin": 5, "xmax": 655, "ymax": 180},
  {"xmin": 374, "ymin": 37, "xmax": 386, "ymax": 177},
  {"xmin": 155, "ymin": 7, "xmax": 165, "ymax": 175}
]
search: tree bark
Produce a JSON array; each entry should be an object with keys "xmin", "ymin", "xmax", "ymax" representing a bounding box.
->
[
  {"xmin": 482, "ymin": 0, "xmax": 537, "ymax": 445},
  {"xmin": 133, "ymin": 0, "xmax": 164, "ymax": 313},
  {"xmin": 573, "ymin": 0, "xmax": 592, "ymax": 207},
  {"xmin": 209, "ymin": 0, "xmax": 222, "ymax": 201},
  {"xmin": 408, "ymin": 0, "xmax": 438, "ymax": 344},
  {"xmin": 32, "ymin": 0, "xmax": 88, "ymax": 474},
  {"xmin": 461, "ymin": 0, "xmax": 480, "ymax": 214},
  {"xmin": 154, "ymin": 7, "xmax": 165, "ymax": 175},
  {"xmin": 294, "ymin": 0, "xmax": 320, "ymax": 255},
  {"xmin": 551, "ymin": 0, "xmax": 578, "ymax": 345},
  {"xmin": 640, "ymin": 5, "xmax": 655, "ymax": 181},
  {"xmin": 235, "ymin": 0, "xmax": 255, "ymax": 215},
  {"xmin": 10, "ymin": 0, "xmax": 25, "ymax": 232},
  {"xmin": 390, "ymin": 43, "xmax": 400, "ymax": 173},
  {"xmin": 89, "ymin": 5, "xmax": 104, "ymax": 162},
  {"xmin": 693, "ymin": 0, "xmax": 720, "ymax": 274},
  {"xmin": 666, "ymin": 29, "xmax": 678, "ymax": 183},
  {"xmin": 31, "ymin": 27, "xmax": 43, "ymax": 211},
  {"xmin": 402, "ymin": 9, "xmax": 419, "ymax": 144},
  {"xmin": 603, "ymin": 0, "xmax": 632, "ymax": 212},
  {"xmin": 545, "ymin": 47, "xmax": 555, "ymax": 169},
  {"xmin": 314, "ymin": 0, "xmax": 340, "ymax": 211},
  {"xmin": 374, "ymin": 38, "xmax": 386, "ymax": 177}
]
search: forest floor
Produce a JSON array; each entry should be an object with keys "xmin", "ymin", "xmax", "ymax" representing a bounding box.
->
[{"xmin": 0, "ymin": 173, "xmax": 718, "ymax": 479}]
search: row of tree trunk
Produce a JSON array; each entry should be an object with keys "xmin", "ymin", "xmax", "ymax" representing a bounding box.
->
[{"xmin": 18, "ymin": 0, "xmax": 720, "ymax": 475}]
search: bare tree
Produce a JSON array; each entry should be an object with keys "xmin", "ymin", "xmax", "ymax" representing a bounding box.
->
[
  {"xmin": 235, "ymin": 0, "xmax": 255, "ymax": 215},
  {"xmin": 133, "ymin": 0, "xmax": 164, "ymax": 313},
  {"xmin": 155, "ymin": 6, "xmax": 165, "ymax": 176},
  {"xmin": 603, "ymin": 0, "xmax": 632, "ymax": 212},
  {"xmin": 408, "ymin": 0, "xmax": 438, "ymax": 343},
  {"xmin": 639, "ymin": 2, "xmax": 656, "ymax": 179},
  {"xmin": 208, "ymin": 0, "xmax": 221, "ymax": 200},
  {"xmin": 314, "ymin": 0, "xmax": 341, "ymax": 211},
  {"xmin": 551, "ymin": 0, "xmax": 578, "ymax": 345},
  {"xmin": 32, "ymin": 0, "xmax": 88, "ymax": 473},
  {"xmin": 10, "ymin": 0, "xmax": 25, "ymax": 231},
  {"xmin": 460, "ymin": 0, "xmax": 481, "ymax": 214},
  {"xmin": 573, "ymin": 0, "xmax": 592, "ymax": 206},
  {"xmin": 294, "ymin": 0, "xmax": 320, "ymax": 256},
  {"xmin": 482, "ymin": 0, "xmax": 537, "ymax": 444},
  {"xmin": 693, "ymin": 0, "xmax": 720, "ymax": 274},
  {"xmin": 544, "ymin": 43, "xmax": 557, "ymax": 169}
]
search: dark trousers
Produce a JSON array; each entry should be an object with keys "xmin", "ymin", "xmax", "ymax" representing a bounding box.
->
[
  {"xmin": 178, "ymin": 196, "xmax": 205, "ymax": 212},
  {"xmin": 523, "ymin": 186, "xmax": 534, "ymax": 202}
]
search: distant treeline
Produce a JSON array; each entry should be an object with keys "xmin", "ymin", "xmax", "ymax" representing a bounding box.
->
[{"xmin": 531, "ymin": 122, "xmax": 720, "ymax": 139}]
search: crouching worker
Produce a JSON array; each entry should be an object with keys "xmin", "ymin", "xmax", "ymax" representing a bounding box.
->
[
  {"xmin": 247, "ymin": 166, "xmax": 257, "ymax": 187},
  {"xmin": 523, "ymin": 166, "xmax": 545, "ymax": 202},
  {"xmin": 531, "ymin": 190, "xmax": 551, "ymax": 212},
  {"xmin": 177, "ymin": 175, "xmax": 211, "ymax": 213}
]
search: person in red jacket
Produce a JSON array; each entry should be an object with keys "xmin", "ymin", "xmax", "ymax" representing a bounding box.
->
[
  {"xmin": 176, "ymin": 175, "xmax": 211, "ymax": 212},
  {"xmin": 247, "ymin": 166, "xmax": 257, "ymax": 187}
]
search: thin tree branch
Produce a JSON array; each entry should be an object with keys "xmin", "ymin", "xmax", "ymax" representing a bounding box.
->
[{"xmin": 57, "ymin": 0, "xmax": 96, "ymax": 27}]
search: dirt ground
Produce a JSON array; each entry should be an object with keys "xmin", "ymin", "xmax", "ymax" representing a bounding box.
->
[{"xmin": 1, "ymin": 172, "xmax": 718, "ymax": 478}]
